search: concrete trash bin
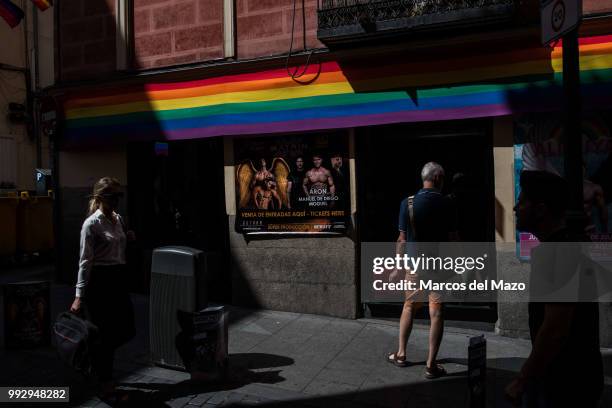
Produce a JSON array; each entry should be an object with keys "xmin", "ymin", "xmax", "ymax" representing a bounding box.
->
[{"xmin": 150, "ymin": 246, "xmax": 208, "ymax": 369}]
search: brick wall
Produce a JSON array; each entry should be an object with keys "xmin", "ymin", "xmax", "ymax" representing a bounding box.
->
[
  {"xmin": 584, "ymin": 0, "xmax": 612, "ymax": 15},
  {"xmin": 236, "ymin": 0, "xmax": 322, "ymax": 60},
  {"xmin": 59, "ymin": 0, "xmax": 117, "ymax": 81},
  {"xmin": 133, "ymin": 0, "xmax": 224, "ymax": 69}
]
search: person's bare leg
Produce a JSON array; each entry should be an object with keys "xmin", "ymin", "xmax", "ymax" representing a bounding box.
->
[
  {"xmin": 397, "ymin": 301, "xmax": 417, "ymax": 358},
  {"xmin": 426, "ymin": 302, "xmax": 444, "ymax": 368}
]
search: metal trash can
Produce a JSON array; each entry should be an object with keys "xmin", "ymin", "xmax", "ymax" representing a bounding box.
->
[
  {"xmin": 176, "ymin": 306, "xmax": 228, "ymax": 380},
  {"xmin": 150, "ymin": 246, "xmax": 208, "ymax": 369}
]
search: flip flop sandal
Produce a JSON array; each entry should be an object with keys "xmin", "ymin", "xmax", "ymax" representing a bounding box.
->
[
  {"xmin": 386, "ymin": 352, "xmax": 408, "ymax": 367},
  {"xmin": 424, "ymin": 363, "xmax": 447, "ymax": 379}
]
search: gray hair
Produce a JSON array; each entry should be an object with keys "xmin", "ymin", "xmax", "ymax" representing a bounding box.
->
[{"xmin": 421, "ymin": 162, "xmax": 445, "ymax": 182}]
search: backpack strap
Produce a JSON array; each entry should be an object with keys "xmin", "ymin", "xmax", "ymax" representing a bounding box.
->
[{"xmin": 407, "ymin": 195, "xmax": 416, "ymax": 240}]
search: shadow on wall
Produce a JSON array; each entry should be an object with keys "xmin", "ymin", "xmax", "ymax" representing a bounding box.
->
[{"xmin": 58, "ymin": 2, "xmax": 261, "ymax": 309}]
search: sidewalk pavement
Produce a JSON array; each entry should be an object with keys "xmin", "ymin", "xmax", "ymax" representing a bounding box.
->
[{"xmin": 1, "ymin": 278, "xmax": 611, "ymax": 407}]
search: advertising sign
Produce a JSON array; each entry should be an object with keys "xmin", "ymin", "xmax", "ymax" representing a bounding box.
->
[
  {"xmin": 3, "ymin": 281, "xmax": 50, "ymax": 349},
  {"xmin": 514, "ymin": 112, "xmax": 612, "ymax": 259},
  {"xmin": 234, "ymin": 133, "xmax": 350, "ymax": 234}
]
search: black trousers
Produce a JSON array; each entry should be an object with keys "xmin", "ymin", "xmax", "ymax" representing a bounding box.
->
[{"xmin": 85, "ymin": 265, "xmax": 135, "ymax": 381}]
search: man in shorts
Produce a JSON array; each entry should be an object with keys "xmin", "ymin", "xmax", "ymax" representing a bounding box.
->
[{"xmin": 388, "ymin": 162, "xmax": 456, "ymax": 379}]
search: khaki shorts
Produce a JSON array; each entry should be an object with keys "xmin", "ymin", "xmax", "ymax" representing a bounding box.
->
[{"xmin": 403, "ymin": 270, "xmax": 443, "ymax": 305}]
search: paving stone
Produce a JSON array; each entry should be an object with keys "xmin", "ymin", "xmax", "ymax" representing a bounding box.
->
[
  {"xmin": 137, "ymin": 366, "xmax": 183, "ymax": 381},
  {"xmin": 313, "ymin": 367, "xmax": 369, "ymax": 387},
  {"xmin": 229, "ymin": 332, "xmax": 270, "ymax": 353},
  {"xmin": 219, "ymin": 392, "xmax": 244, "ymax": 405},
  {"xmin": 237, "ymin": 383, "xmax": 306, "ymax": 402},
  {"xmin": 117, "ymin": 372, "xmax": 145, "ymax": 382},
  {"xmin": 167, "ymin": 396, "xmax": 195, "ymax": 408},
  {"xmin": 131, "ymin": 374, "xmax": 166, "ymax": 384},
  {"xmin": 248, "ymin": 315, "xmax": 298, "ymax": 335},
  {"xmin": 206, "ymin": 390, "xmax": 231, "ymax": 405},
  {"xmin": 79, "ymin": 398, "xmax": 101, "ymax": 408},
  {"xmin": 187, "ymin": 391, "xmax": 218, "ymax": 406},
  {"xmin": 302, "ymin": 379, "xmax": 360, "ymax": 396},
  {"xmin": 0, "ymin": 280, "xmax": 580, "ymax": 408}
]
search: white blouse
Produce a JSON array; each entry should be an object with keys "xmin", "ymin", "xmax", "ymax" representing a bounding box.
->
[{"xmin": 75, "ymin": 209, "xmax": 127, "ymax": 297}]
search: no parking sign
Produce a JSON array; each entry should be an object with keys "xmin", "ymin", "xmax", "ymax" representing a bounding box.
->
[{"xmin": 541, "ymin": 0, "xmax": 582, "ymax": 45}]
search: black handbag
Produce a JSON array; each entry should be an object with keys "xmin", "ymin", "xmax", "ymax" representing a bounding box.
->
[{"xmin": 52, "ymin": 311, "xmax": 100, "ymax": 375}]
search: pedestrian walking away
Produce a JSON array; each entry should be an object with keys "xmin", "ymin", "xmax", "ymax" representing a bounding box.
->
[{"xmin": 387, "ymin": 162, "xmax": 457, "ymax": 379}]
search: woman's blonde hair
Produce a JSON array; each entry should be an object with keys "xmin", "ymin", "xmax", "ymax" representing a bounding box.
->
[{"xmin": 87, "ymin": 177, "xmax": 121, "ymax": 216}]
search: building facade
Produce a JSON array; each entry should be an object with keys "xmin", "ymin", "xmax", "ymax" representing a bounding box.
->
[
  {"xmin": 47, "ymin": 0, "xmax": 612, "ymax": 343},
  {"xmin": 0, "ymin": 0, "xmax": 54, "ymax": 192}
]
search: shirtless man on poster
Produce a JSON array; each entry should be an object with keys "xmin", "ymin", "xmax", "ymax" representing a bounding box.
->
[
  {"xmin": 252, "ymin": 158, "xmax": 274, "ymax": 188},
  {"xmin": 253, "ymin": 178, "xmax": 281, "ymax": 210},
  {"xmin": 303, "ymin": 155, "xmax": 335, "ymax": 203}
]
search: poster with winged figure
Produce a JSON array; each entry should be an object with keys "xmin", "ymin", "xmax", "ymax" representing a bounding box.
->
[{"xmin": 234, "ymin": 133, "xmax": 350, "ymax": 234}]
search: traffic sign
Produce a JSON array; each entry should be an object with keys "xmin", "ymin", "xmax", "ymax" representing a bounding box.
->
[{"xmin": 541, "ymin": 0, "xmax": 582, "ymax": 45}]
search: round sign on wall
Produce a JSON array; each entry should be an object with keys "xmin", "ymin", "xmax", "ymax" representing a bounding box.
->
[{"xmin": 551, "ymin": 1, "xmax": 566, "ymax": 32}]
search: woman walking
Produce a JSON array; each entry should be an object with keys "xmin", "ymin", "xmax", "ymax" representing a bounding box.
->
[{"xmin": 70, "ymin": 177, "xmax": 135, "ymax": 400}]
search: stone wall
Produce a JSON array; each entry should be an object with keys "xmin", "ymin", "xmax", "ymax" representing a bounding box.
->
[
  {"xmin": 495, "ymin": 245, "xmax": 531, "ymax": 339},
  {"xmin": 236, "ymin": 0, "xmax": 322, "ymax": 59},
  {"xmin": 229, "ymin": 218, "xmax": 358, "ymax": 319},
  {"xmin": 584, "ymin": 0, "xmax": 612, "ymax": 15},
  {"xmin": 59, "ymin": 0, "xmax": 117, "ymax": 81},
  {"xmin": 133, "ymin": 0, "xmax": 224, "ymax": 69}
]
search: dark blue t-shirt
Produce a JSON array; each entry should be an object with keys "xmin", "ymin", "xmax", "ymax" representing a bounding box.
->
[{"xmin": 398, "ymin": 188, "xmax": 454, "ymax": 242}]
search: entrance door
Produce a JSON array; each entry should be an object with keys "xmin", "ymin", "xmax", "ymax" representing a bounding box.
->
[
  {"xmin": 356, "ymin": 120, "xmax": 496, "ymax": 321},
  {"xmin": 127, "ymin": 138, "xmax": 230, "ymax": 301}
]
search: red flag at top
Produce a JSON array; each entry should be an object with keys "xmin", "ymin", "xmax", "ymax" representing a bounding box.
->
[{"xmin": 31, "ymin": 0, "xmax": 52, "ymax": 11}]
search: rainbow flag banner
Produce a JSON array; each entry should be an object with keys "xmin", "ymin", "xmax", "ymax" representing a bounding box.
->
[
  {"xmin": 31, "ymin": 0, "xmax": 52, "ymax": 11},
  {"xmin": 0, "ymin": 0, "xmax": 24, "ymax": 28},
  {"xmin": 63, "ymin": 35, "xmax": 612, "ymax": 145}
]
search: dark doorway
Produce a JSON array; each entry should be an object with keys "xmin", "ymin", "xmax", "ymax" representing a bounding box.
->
[
  {"xmin": 356, "ymin": 120, "xmax": 495, "ymax": 242},
  {"xmin": 356, "ymin": 120, "xmax": 497, "ymax": 321},
  {"xmin": 127, "ymin": 138, "xmax": 230, "ymax": 302}
]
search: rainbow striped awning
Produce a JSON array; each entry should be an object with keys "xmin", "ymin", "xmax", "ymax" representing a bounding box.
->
[{"xmin": 63, "ymin": 35, "xmax": 612, "ymax": 144}]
